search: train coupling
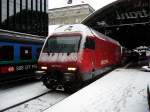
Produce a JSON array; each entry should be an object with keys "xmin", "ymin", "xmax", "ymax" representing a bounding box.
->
[
  {"xmin": 35, "ymin": 71, "xmax": 46, "ymax": 79},
  {"xmin": 56, "ymin": 85, "xmax": 64, "ymax": 91},
  {"xmin": 35, "ymin": 70, "xmax": 46, "ymax": 74}
]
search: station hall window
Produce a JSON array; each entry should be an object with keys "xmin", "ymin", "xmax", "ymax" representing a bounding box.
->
[
  {"xmin": 20, "ymin": 46, "xmax": 32, "ymax": 60},
  {"xmin": 0, "ymin": 46, "xmax": 14, "ymax": 61}
]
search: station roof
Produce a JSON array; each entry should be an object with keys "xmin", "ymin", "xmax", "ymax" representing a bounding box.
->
[{"xmin": 82, "ymin": 0, "xmax": 150, "ymax": 49}]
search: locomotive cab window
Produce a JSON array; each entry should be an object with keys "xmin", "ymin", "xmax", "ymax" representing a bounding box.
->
[
  {"xmin": 20, "ymin": 47, "xmax": 32, "ymax": 60},
  {"xmin": 84, "ymin": 37, "xmax": 95, "ymax": 50},
  {"xmin": 0, "ymin": 46, "xmax": 14, "ymax": 61},
  {"xmin": 43, "ymin": 35, "xmax": 81, "ymax": 53}
]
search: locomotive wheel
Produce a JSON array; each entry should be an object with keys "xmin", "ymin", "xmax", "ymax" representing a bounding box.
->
[{"xmin": 42, "ymin": 75, "xmax": 57, "ymax": 90}]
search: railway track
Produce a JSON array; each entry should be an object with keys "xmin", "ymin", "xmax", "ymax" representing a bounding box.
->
[
  {"xmin": 1, "ymin": 90, "xmax": 50, "ymax": 112},
  {"xmin": 0, "ymin": 79, "xmax": 69, "ymax": 112},
  {"xmin": 2, "ymin": 90, "xmax": 69, "ymax": 112}
]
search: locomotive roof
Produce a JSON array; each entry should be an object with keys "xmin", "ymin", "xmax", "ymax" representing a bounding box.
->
[
  {"xmin": 90, "ymin": 28, "xmax": 120, "ymax": 46},
  {"xmin": 50, "ymin": 24, "xmax": 120, "ymax": 46},
  {"xmin": 52, "ymin": 24, "xmax": 92, "ymax": 36}
]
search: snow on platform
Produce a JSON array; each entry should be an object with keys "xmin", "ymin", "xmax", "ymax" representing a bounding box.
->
[
  {"xmin": 44, "ymin": 69, "xmax": 150, "ymax": 112},
  {"xmin": 0, "ymin": 81, "xmax": 49, "ymax": 111}
]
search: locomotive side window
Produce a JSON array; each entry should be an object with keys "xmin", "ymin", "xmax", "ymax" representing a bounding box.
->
[
  {"xmin": 20, "ymin": 46, "xmax": 32, "ymax": 60},
  {"xmin": 0, "ymin": 46, "xmax": 14, "ymax": 61},
  {"xmin": 84, "ymin": 37, "xmax": 95, "ymax": 50}
]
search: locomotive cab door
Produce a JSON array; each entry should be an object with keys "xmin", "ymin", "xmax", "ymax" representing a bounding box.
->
[{"xmin": 81, "ymin": 36, "xmax": 96, "ymax": 80}]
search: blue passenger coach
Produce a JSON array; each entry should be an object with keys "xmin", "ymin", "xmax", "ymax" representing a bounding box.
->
[{"xmin": 0, "ymin": 29, "xmax": 45, "ymax": 81}]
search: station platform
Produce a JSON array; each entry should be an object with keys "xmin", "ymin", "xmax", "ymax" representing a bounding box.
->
[{"xmin": 44, "ymin": 68, "xmax": 150, "ymax": 112}]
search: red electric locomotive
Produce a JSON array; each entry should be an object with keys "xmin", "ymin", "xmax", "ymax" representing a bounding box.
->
[{"xmin": 38, "ymin": 24, "xmax": 122, "ymax": 91}]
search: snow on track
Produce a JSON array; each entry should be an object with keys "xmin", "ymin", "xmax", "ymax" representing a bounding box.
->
[
  {"xmin": 0, "ymin": 81, "xmax": 49, "ymax": 111},
  {"xmin": 5, "ymin": 91, "xmax": 69, "ymax": 112},
  {"xmin": 44, "ymin": 68, "xmax": 150, "ymax": 112}
]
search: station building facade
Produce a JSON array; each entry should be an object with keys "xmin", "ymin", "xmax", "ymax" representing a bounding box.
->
[
  {"xmin": 48, "ymin": 4, "xmax": 95, "ymax": 25},
  {"xmin": 0, "ymin": 0, "xmax": 48, "ymax": 36}
]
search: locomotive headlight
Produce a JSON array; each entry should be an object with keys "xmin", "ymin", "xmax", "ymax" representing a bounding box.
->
[
  {"xmin": 67, "ymin": 67, "xmax": 77, "ymax": 71},
  {"xmin": 41, "ymin": 66, "xmax": 47, "ymax": 70}
]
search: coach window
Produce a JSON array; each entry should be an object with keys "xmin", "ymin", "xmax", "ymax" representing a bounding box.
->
[
  {"xmin": 84, "ymin": 37, "xmax": 95, "ymax": 50},
  {"xmin": 0, "ymin": 46, "xmax": 14, "ymax": 61},
  {"xmin": 36, "ymin": 47, "xmax": 41, "ymax": 59},
  {"xmin": 20, "ymin": 46, "xmax": 32, "ymax": 60}
]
